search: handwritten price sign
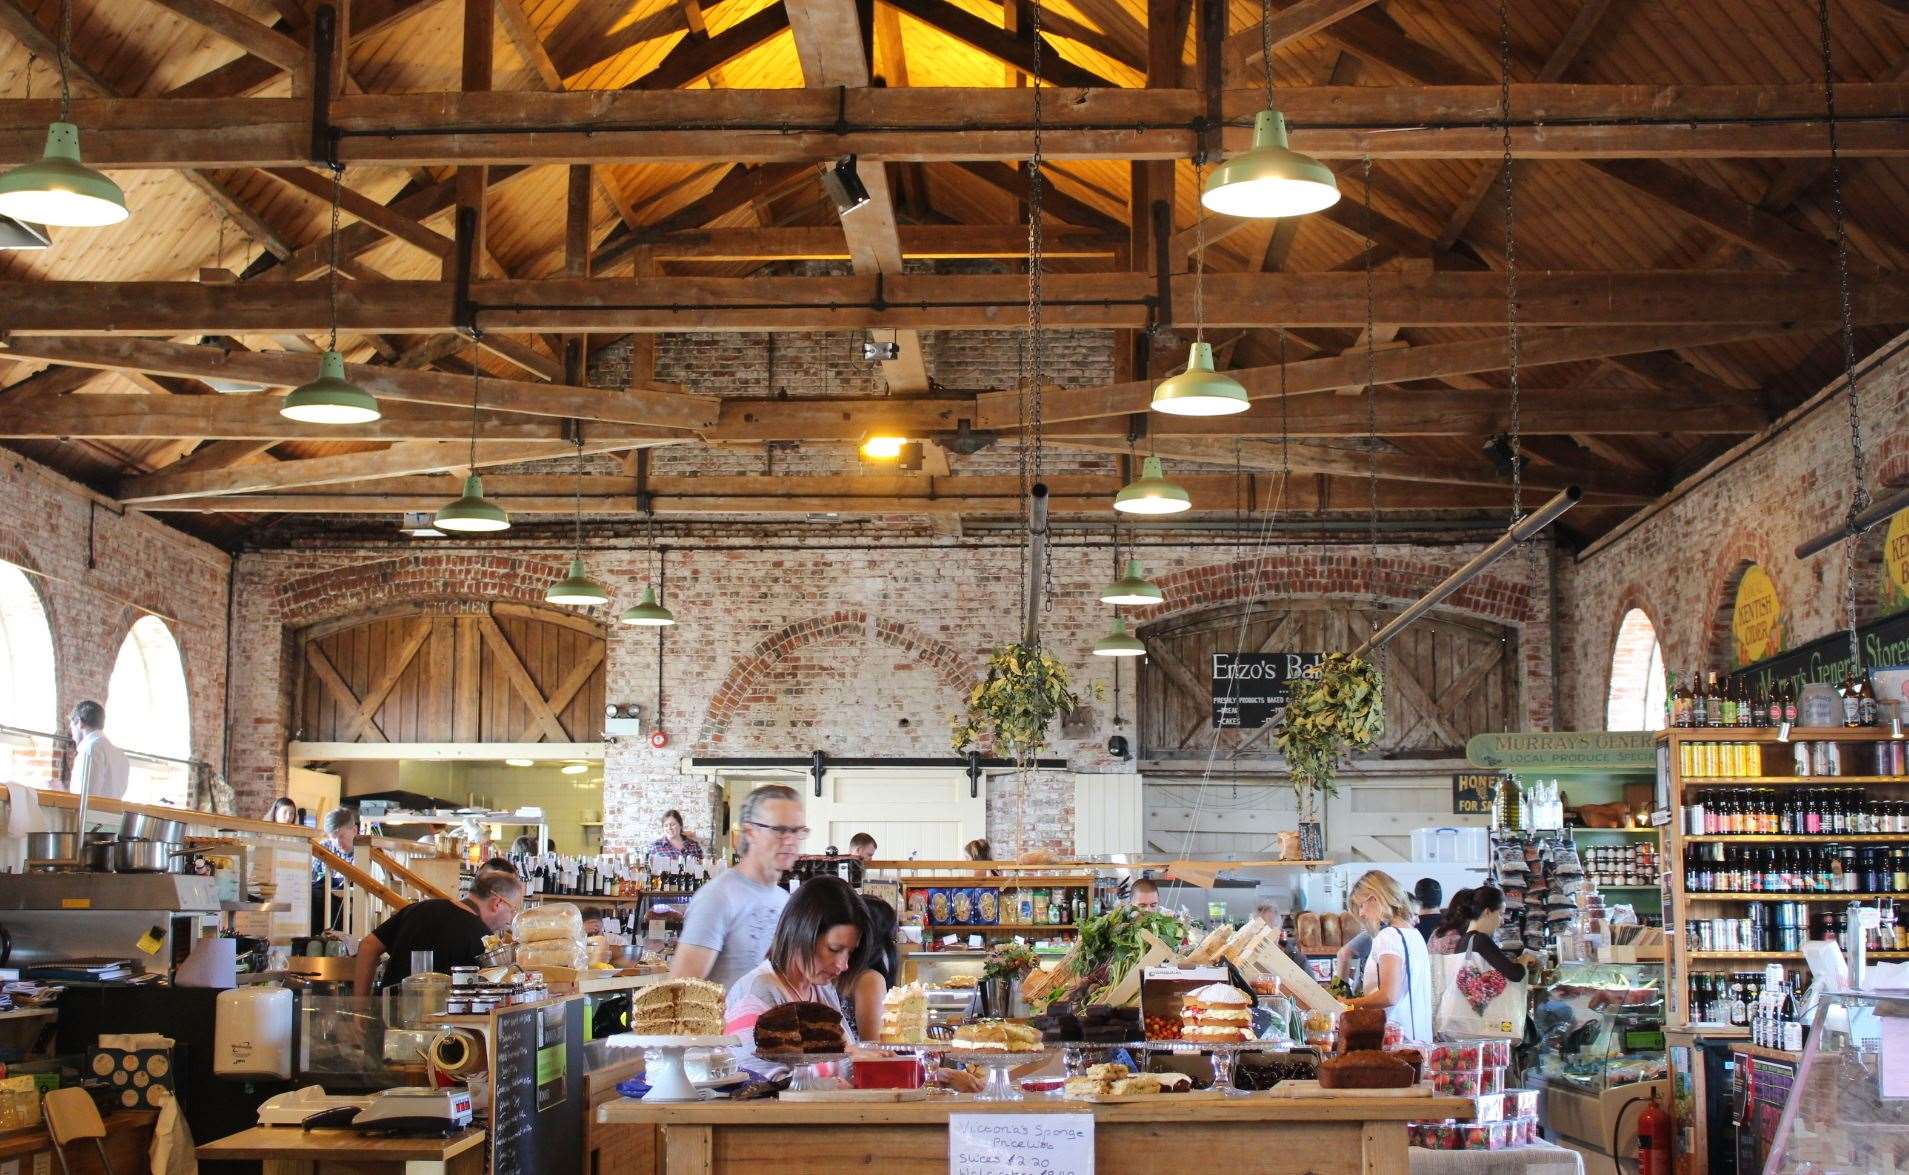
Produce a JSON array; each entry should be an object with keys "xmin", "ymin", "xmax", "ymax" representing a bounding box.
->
[{"xmin": 949, "ymin": 1113, "xmax": 1094, "ymax": 1174}]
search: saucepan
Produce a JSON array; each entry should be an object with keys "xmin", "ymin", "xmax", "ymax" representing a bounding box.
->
[
  {"xmin": 24, "ymin": 831, "xmax": 76, "ymax": 865},
  {"xmin": 113, "ymin": 838, "xmax": 192, "ymax": 873},
  {"xmin": 119, "ymin": 812, "xmax": 188, "ymax": 844}
]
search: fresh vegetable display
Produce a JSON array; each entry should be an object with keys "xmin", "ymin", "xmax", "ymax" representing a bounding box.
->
[{"xmin": 1064, "ymin": 906, "xmax": 1190, "ymax": 1006}]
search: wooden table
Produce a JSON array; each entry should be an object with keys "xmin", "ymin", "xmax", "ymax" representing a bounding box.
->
[
  {"xmin": 197, "ymin": 1126, "xmax": 487, "ymax": 1175},
  {"xmin": 598, "ymin": 1093, "xmax": 1471, "ymax": 1175}
]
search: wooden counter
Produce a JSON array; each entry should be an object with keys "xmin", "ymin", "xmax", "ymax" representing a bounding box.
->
[
  {"xmin": 597, "ymin": 1093, "xmax": 1470, "ymax": 1175},
  {"xmin": 197, "ymin": 1126, "xmax": 487, "ymax": 1175}
]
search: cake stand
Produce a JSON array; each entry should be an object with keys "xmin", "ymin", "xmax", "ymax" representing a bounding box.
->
[
  {"xmin": 943, "ymin": 1049, "xmax": 1052, "ymax": 1102},
  {"xmin": 756, "ymin": 1051, "xmax": 852, "ymax": 1092},
  {"xmin": 1134, "ymin": 1038, "xmax": 1271, "ymax": 1094},
  {"xmin": 621, "ymin": 1034, "xmax": 742, "ymax": 1102}
]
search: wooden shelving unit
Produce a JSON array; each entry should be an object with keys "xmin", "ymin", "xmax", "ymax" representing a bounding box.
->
[
  {"xmin": 897, "ymin": 873, "xmax": 1097, "ymax": 937},
  {"xmin": 1661, "ymin": 727, "xmax": 1909, "ymax": 1027}
]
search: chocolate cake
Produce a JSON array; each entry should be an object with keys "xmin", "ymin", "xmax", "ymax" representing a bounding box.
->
[{"xmin": 753, "ymin": 1000, "xmax": 846, "ymax": 1054}]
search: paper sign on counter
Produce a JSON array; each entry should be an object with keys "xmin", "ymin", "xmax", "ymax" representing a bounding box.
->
[{"xmin": 949, "ymin": 1113, "xmax": 1093, "ymax": 1175}]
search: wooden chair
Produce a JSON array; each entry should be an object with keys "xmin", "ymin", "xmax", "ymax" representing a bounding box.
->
[{"xmin": 41, "ymin": 1088, "xmax": 114, "ymax": 1175}]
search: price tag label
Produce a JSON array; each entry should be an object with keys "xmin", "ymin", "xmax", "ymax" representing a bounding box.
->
[
  {"xmin": 60, "ymin": 898, "xmax": 90, "ymax": 910},
  {"xmin": 949, "ymin": 1112, "xmax": 1093, "ymax": 1175}
]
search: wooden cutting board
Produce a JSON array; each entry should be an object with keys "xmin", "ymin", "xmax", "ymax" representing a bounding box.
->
[
  {"xmin": 1071, "ymin": 1088, "xmax": 1229, "ymax": 1104},
  {"xmin": 1270, "ymin": 1080, "xmax": 1431, "ymax": 1098}
]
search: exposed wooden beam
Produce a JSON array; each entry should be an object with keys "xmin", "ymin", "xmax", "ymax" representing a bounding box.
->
[
  {"xmin": 143, "ymin": 0, "xmax": 309, "ymax": 68},
  {"xmin": 595, "ymin": 163, "xmax": 815, "ymax": 270},
  {"xmin": 952, "ymin": 161, "xmax": 1126, "ymax": 234},
  {"xmin": 261, "ymin": 167, "xmax": 454, "ymax": 259},
  {"xmin": 1222, "ymin": 0, "xmax": 1382, "ymax": 75},
  {"xmin": 117, "ymin": 437, "xmax": 667, "ymax": 503},
  {"xmin": 153, "ymin": 440, "xmax": 281, "ymax": 476},
  {"xmin": 0, "ymin": 337, "xmax": 717, "ymax": 428},
  {"xmin": 2, "ymin": 271, "xmax": 1901, "ymax": 335},
  {"xmin": 17, "ymin": 85, "xmax": 1909, "ymax": 168},
  {"xmin": 979, "ymin": 324, "xmax": 1792, "ymax": 425},
  {"xmin": 633, "ymin": 1, "xmax": 791, "ymax": 90},
  {"xmin": 547, "ymin": 3, "xmax": 688, "ymax": 81},
  {"xmin": 620, "ymin": 224, "xmax": 1118, "ymax": 259},
  {"xmin": 878, "ymin": 0, "xmax": 1114, "ymax": 88}
]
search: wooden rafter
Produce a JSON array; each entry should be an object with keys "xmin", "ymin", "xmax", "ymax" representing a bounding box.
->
[{"xmin": 878, "ymin": 0, "xmax": 1115, "ymax": 88}]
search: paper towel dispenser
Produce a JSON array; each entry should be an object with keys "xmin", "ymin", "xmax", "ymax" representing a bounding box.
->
[{"xmin": 215, "ymin": 986, "xmax": 294, "ymax": 1080}]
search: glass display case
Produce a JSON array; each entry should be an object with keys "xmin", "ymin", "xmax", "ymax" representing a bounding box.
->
[
  {"xmin": 1532, "ymin": 962, "xmax": 1670, "ymax": 1175},
  {"xmin": 1769, "ymin": 990, "xmax": 1909, "ymax": 1174}
]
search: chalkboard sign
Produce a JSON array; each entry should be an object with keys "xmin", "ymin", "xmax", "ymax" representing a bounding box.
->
[
  {"xmin": 1452, "ymin": 772, "xmax": 1498, "ymax": 815},
  {"xmin": 488, "ymin": 999, "xmax": 582, "ymax": 1175},
  {"xmin": 1211, "ymin": 652, "xmax": 1321, "ymax": 729}
]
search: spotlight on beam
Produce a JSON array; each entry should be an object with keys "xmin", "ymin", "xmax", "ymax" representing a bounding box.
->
[{"xmin": 821, "ymin": 155, "xmax": 871, "ymax": 215}]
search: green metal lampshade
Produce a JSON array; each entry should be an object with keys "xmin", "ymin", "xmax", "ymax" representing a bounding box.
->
[
  {"xmin": 1100, "ymin": 558, "xmax": 1165, "ymax": 606},
  {"xmin": 1092, "ymin": 618, "xmax": 1146, "ymax": 657},
  {"xmin": 1201, "ymin": 109, "xmax": 1340, "ymax": 219},
  {"xmin": 1113, "ymin": 455, "xmax": 1192, "ymax": 515},
  {"xmin": 281, "ymin": 350, "xmax": 381, "ymax": 423},
  {"xmin": 434, "ymin": 474, "xmax": 511, "ymax": 533},
  {"xmin": 1151, "ymin": 341, "xmax": 1250, "ymax": 416},
  {"xmin": 0, "ymin": 123, "xmax": 128, "ymax": 228},
  {"xmin": 545, "ymin": 555, "xmax": 610, "ymax": 607},
  {"xmin": 620, "ymin": 585, "xmax": 675, "ymax": 627}
]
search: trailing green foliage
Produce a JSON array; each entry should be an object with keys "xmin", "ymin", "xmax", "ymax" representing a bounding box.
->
[
  {"xmin": 949, "ymin": 642, "xmax": 1096, "ymax": 763},
  {"xmin": 1275, "ymin": 652, "xmax": 1386, "ymax": 802}
]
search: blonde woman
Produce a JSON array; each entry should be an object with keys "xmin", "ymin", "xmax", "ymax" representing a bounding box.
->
[{"xmin": 1341, "ymin": 870, "xmax": 1433, "ymax": 1043}]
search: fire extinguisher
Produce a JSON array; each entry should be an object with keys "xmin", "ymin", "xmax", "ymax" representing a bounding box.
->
[{"xmin": 1635, "ymin": 1089, "xmax": 1673, "ymax": 1175}]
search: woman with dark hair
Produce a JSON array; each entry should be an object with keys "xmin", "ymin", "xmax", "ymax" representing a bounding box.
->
[
  {"xmin": 264, "ymin": 797, "xmax": 298, "ymax": 824},
  {"xmin": 723, "ymin": 876, "xmax": 870, "ymax": 1055},
  {"xmin": 648, "ymin": 808, "xmax": 704, "ymax": 863},
  {"xmin": 1454, "ymin": 887, "xmax": 1536, "ymax": 981},
  {"xmin": 1427, "ymin": 888, "xmax": 1475, "ymax": 955},
  {"xmin": 845, "ymin": 896, "xmax": 899, "ymax": 1039},
  {"xmin": 963, "ymin": 838, "xmax": 992, "ymax": 862}
]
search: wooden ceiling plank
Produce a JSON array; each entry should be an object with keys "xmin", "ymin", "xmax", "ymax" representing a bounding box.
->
[
  {"xmin": 623, "ymin": 223, "xmax": 1116, "ymax": 258},
  {"xmin": 143, "ymin": 0, "xmax": 309, "ymax": 69},
  {"xmin": 633, "ymin": 1, "xmax": 791, "ymax": 90},
  {"xmin": 878, "ymin": 0, "xmax": 1113, "ymax": 88},
  {"xmin": 952, "ymin": 161, "xmax": 1125, "ymax": 234},
  {"xmin": 595, "ymin": 163, "xmax": 815, "ymax": 269},
  {"xmin": 1592, "ymin": 159, "xmax": 1857, "ymax": 272},
  {"xmin": 494, "ymin": 0, "xmax": 566, "ymax": 89},
  {"xmin": 0, "ymin": 337, "xmax": 716, "ymax": 427},
  {"xmin": 547, "ymin": 3, "xmax": 688, "ymax": 82},
  {"xmin": 262, "ymin": 167, "xmax": 454, "ymax": 259},
  {"xmin": 152, "ymin": 440, "xmax": 281, "ymax": 476},
  {"xmin": 1222, "ymin": 0, "xmax": 1381, "ymax": 75},
  {"xmin": 0, "ymin": 364, "xmax": 108, "ymax": 405}
]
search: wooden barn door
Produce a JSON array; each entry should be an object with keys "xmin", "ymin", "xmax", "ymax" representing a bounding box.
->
[
  {"xmin": 295, "ymin": 602, "xmax": 607, "ymax": 746},
  {"xmin": 1136, "ymin": 599, "xmax": 1518, "ymax": 761}
]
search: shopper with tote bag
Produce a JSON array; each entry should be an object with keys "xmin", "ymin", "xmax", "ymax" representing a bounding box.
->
[{"xmin": 1434, "ymin": 886, "xmax": 1536, "ymax": 1040}]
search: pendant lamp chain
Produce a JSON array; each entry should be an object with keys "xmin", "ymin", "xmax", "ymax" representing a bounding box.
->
[
  {"xmin": 1259, "ymin": 0, "xmax": 1275, "ymax": 111},
  {"xmin": 1817, "ymin": 0, "xmax": 1871, "ymax": 668},
  {"xmin": 56, "ymin": 0, "xmax": 72, "ymax": 123},
  {"xmin": 326, "ymin": 164, "xmax": 343, "ymax": 356},
  {"xmin": 466, "ymin": 333, "xmax": 482, "ymax": 472},
  {"xmin": 1497, "ymin": 0, "xmax": 1522, "ymax": 527},
  {"xmin": 1362, "ymin": 154, "xmax": 1382, "ymax": 667},
  {"xmin": 1195, "ymin": 163, "xmax": 1208, "ymax": 346},
  {"xmin": 1024, "ymin": 0, "xmax": 1051, "ymax": 620},
  {"xmin": 571, "ymin": 435, "xmax": 586, "ymax": 558}
]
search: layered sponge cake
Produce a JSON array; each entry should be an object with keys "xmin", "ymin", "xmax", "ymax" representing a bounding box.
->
[
  {"xmin": 753, "ymin": 1001, "xmax": 847, "ymax": 1054},
  {"xmin": 1180, "ymin": 982, "xmax": 1254, "ymax": 1043},
  {"xmin": 632, "ymin": 978, "xmax": 726, "ymax": 1037},
  {"xmin": 880, "ymin": 982, "xmax": 929, "ymax": 1044},
  {"xmin": 950, "ymin": 1019, "xmax": 1043, "ymax": 1052}
]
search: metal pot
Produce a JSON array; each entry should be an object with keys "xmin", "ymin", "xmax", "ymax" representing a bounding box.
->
[
  {"xmin": 114, "ymin": 838, "xmax": 190, "ymax": 873},
  {"xmin": 119, "ymin": 811, "xmax": 188, "ymax": 844},
  {"xmin": 24, "ymin": 831, "xmax": 77, "ymax": 864},
  {"xmin": 84, "ymin": 836, "xmax": 118, "ymax": 872}
]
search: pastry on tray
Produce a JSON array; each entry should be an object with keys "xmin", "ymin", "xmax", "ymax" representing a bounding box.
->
[
  {"xmin": 631, "ymin": 978, "xmax": 726, "ymax": 1037},
  {"xmin": 753, "ymin": 1000, "xmax": 846, "ymax": 1054},
  {"xmin": 1181, "ymin": 982, "xmax": 1254, "ymax": 1043},
  {"xmin": 1317, "ymin": 1049, "xmax": 1416, "ymax": 1089},
  {"xmin": 880, "ymin": 982, "xmax": 930, "ymax": 1044},
  {"xmin": 950, "ymin": 1018, "xmax": 1043, "ymax": 1052}
]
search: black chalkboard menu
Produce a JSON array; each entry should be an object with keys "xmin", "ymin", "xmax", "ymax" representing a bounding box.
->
[{"xmin": 487, "ymin": 998, "xmax": 582, "ymax": 1175}]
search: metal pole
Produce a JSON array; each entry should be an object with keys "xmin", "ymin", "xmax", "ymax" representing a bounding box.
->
[
  {"xmin": 1023, "ymin": 483, "xmax": 1050, "ymax": 647},
  {"xmin": 1350, "ymin": 486, "xmax": 1581, "ymax": 659},
  {"xmin": 1794, "ymin": 482, "xmax": 1909, "ymax": 560}
]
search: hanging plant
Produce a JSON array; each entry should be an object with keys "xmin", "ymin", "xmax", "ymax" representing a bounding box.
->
[
  {"xmin": 950, "ymin": 643, "xmax": 1099, "ymax": 767},
  {"xmin": 1275, "ymin": 652, "xmax": 1386, "ymax": 803}
]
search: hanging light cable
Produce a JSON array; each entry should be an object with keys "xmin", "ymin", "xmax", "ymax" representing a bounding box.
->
[
  {"xmin": 1154, "ymin": 160, "xmax": 1250, "ymax": 416},
  {"xmin": 621, "ymin": 503, "xmax": 675, "ymax": 626},
  {"xmin": 282, "ymin": 165, "xmax": 380, "ymax": 423},
  {"xmin": 1101, "ymin": 519, "xmax": 1163, "ymax": 606},
  {"xmin": 1200, "ymin": 0, "xmax": 1337, "ymax": 219},
  {"xmin": 0, "ymin": 0, "xmax": 127, "ymax": 228},
  {"xmin": 433, "ymin": 337, "xmax": 510, "ymax": 532},
  {"xmin": 546, "ymin": 435, "xmax": 610, "ymax": 606}
]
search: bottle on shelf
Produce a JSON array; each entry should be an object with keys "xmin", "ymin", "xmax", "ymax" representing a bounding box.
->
[
  {"xmin": 1693, "ymin": 672, "xmax": 1710, "ymax": 729},
  {"xmin": 1674, "ymin": 674, "xmax": 1693, "ymax": 727}
]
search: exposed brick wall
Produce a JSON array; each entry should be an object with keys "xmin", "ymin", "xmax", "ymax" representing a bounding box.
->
[
  {"xmin": 0, "ymin": 455, "xmax": 230, "ymax": 777},
  {"xmin": 1559, "ymin": 331, "xmax": 1909, "ymax": 728}
]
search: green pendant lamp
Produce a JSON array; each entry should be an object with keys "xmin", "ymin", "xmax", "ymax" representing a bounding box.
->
[
  {"xmin": 545, "ymin": 439, "xmax": 609, "ymax": 606},
  {"xmin": 1100, "ymin": 558, "xmax": 1164, "ymax": 606},
  {"xmin": 1114, "ymin": 455, "xmax": 1191, "ymax": 515},
  {"xmin": 0, "ymin": 10, "xmax": 127, "ymax": 230},
  {"xmin": 1152, "ymin": 340, "xmax": 1248, "ymax": 416},
  {"xmin": 434, "ymin": 340, "xmax": 510, "ymax": 533},
  {"xmin": 282, "ymin": 167, "xmax": 379, "ymax": 423},
  {"xmin": 1200, "ymin": 0, "xmax": 1337, "ymax": 220},
  {"xmin": 620, "ymin": 585, "xmax": 675, "ymax": 627},
  {"xmin": 1092, "ymin": 617, "xmax": 1146, "ymax": 657}
]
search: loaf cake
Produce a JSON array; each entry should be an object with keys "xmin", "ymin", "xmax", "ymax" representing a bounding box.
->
[
  {"xmin": 1317, "ymin": 1049, "xmax": 1416, "ymax": 1089},
  {"xmin": 1339, "ymin": 1008, "xmax": 1388, "ymax": 1053},
  {"xmin": 880, "ymin": 982, "xmax": 929, "ymax": 1044},
  {"xmin": 631, "ymin": 978, "xmax": 726, "ymax": 1036},
  {"xmin": 752, "ymin": 1000, "xmax": 846, "ymax": 1054}
]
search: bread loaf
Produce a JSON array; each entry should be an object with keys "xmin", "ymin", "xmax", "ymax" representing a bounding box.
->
[
  {"xmin": 1317, "ymin": 1049, "xmax": 1415, "ymax": 1089},
  {"xmin": 1297, "ymin": 913, "xmax": 1323, "ymax": 951},
  {"xmin": 1340, "ymin": 1008, "xmax": 1388, "ymax": 1053}
]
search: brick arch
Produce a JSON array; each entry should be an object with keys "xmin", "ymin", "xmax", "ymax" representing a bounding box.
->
[
  {"xmin": 1604, "ymin": 593, "xmax": 1666, "ymax": 731},
  {"xmin": 271, "ymin": 553, "xmax": 573, "ymax": 629},
  {"xmin": 1703, "ymin": 532, "xmax": 1787, "ymax": 670},
  {"xmin": 698, "ymin": 610, "xmax": 978, "ymax": 744},
  {"xmin": 1141, "ymin": 550, "xmax": 1539, "ymax": 628}
]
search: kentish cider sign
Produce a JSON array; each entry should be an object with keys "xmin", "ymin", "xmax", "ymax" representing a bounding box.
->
[
  {"xmin": 1883, "ymin": 509, "xmax": 1909, "ymax": 616},
  {"xmin": 1731, "ymin": 564, "xmax": 1786, "ymax": 668}
]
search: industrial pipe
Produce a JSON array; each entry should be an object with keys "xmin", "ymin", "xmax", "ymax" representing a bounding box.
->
[
  {"xmin": 1024, "ymin": 483, "xmax": 1051, "ymax": 648},
  {"xmin": 1350, "ymin": 486, "xmax": 1582, "ymax": 659},
  {"xmin": 1794, "ymin": 483, "xmax": 1909, "ymax": 560}
]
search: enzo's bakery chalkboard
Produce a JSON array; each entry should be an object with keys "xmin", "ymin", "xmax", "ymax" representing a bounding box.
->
[{"xmin": 487, "ymin": 999, "xmax": 582, "ymax": 1175}]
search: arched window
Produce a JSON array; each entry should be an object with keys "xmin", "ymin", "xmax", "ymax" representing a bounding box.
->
[
  {"xmin": 1606, "ymin": 608, "xmax": 1667, "ymax": 732},
  {"xmin": 106, "ymin": 616, "xmax": 192, "ymax": 804},
  {"xmin": 0, "ymin": 561, "xmax": 58, "ymax": 785}
]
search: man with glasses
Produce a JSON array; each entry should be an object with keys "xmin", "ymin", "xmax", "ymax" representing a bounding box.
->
[
  {"xmin": 351, "ymin": 870, "xmax": 524, "ymax": 994},
  {"xmin": 670, "ymin": 785, "xmax": 804, "ymax": 989}
]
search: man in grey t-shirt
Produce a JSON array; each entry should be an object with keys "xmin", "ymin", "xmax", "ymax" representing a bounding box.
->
[{"xmin": 669, "ymin": 785, "xmax": 805, "ymax": 990}]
